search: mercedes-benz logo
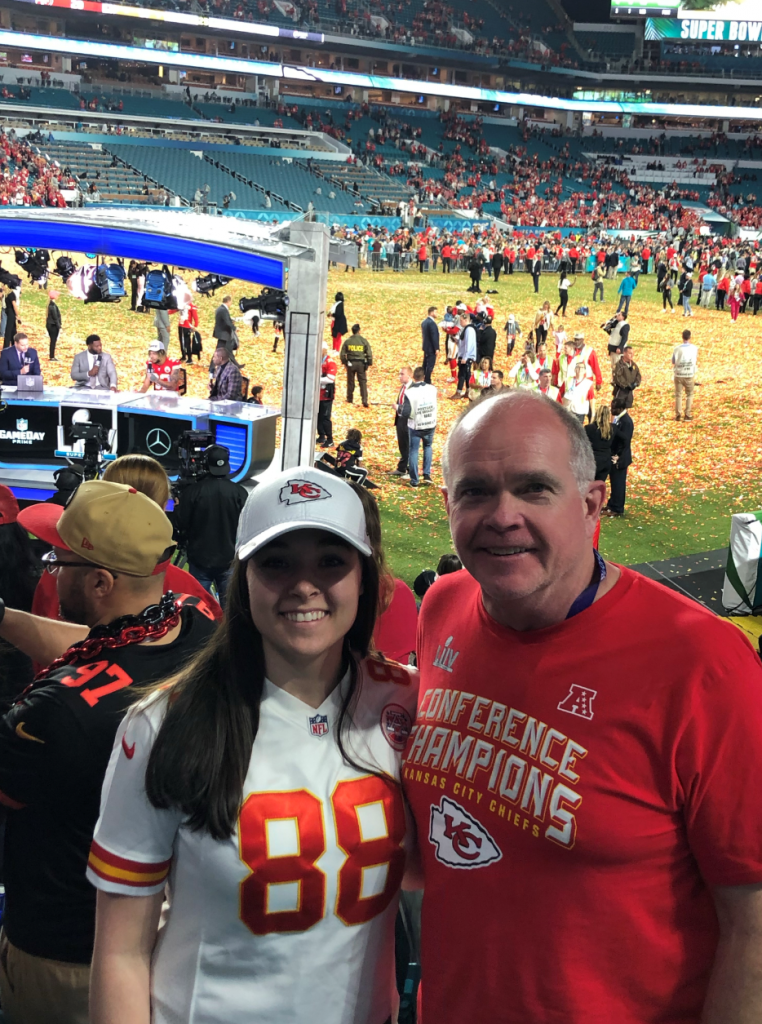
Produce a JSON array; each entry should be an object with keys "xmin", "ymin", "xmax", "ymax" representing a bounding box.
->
[{"xmin": 146, "ymin": 428, "xmax": 172, "ymax": 457}]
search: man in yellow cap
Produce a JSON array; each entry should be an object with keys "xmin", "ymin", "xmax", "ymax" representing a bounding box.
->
[{"xmin": 0, "ymin": 480, "xmax": 216, "ymax": 1024}]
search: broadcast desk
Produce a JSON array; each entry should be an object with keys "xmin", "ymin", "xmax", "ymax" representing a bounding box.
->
[{"xmin": 0, "ymin": 386, "xmax": 280, "ymax": 500}]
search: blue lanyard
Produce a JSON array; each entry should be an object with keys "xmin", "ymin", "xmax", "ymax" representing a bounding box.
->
[{"xmin": 566, "ymin": 550, "xmax": 607, "ymax": 620}]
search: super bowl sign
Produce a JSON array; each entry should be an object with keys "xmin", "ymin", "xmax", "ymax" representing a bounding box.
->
[
  {"xmin": 0, "ymin": 418, "xmax": 45, "ymax": 445},
  {"xmin": 647, "ymin": 15, "xmax": 762, "ymax": 38}
]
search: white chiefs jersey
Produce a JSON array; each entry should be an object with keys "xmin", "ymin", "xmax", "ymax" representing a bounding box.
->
[{"xmin": 87, "ymin": 656, "xmax": 419, "ymax": 1024}]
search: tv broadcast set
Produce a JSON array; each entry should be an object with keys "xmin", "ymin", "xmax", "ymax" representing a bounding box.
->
[{"xmin": 0, "ymin": 0, "xmax": 760, "ymax": 1021}]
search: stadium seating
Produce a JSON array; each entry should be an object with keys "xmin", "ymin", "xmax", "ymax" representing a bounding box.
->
[{"xmin": 36, "ymin": 140, "xmax": 164, "ymax": 203}]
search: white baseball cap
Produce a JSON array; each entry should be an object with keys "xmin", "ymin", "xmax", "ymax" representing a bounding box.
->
[
  {"xmin": 236, "ymin": 467, "xmax": 372, "ymax": 562},
  {"xmin": 148, "ymin": 340, "xmax": 165, "ymax": 352}
]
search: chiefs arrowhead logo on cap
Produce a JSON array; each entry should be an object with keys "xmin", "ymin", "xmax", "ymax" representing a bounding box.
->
[
  {"xmin": 81, "ymin": 537, "xmax": 95, "ymax": 550},
  {"xmin": 279, "ymin": 479, "xmax": 332, "ymax": 505}
]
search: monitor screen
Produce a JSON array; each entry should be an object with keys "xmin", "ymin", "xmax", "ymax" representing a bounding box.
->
[{"xmin": 614, "ymin": 0, "xmax": 762, "ymax": 17}]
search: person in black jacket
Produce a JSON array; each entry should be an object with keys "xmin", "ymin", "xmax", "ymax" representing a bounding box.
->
[
  {"xmin": 330, "ymin": 292, "xmax": 348, "ymax": 351},
  {"xmin": 173, "ymin": 444, "xmax": 247, "ymax": 607},
  {"xmin": 468, "ymin": 254, "xmax": 483, "ymax": 294},
  {"xmin": 45, "ymin": 288, "xmax": 62, "ymax": 361},
  {"xmin": 602, "ymin": 398, "xmax": 633, "ymax": 517},
  {"xmin": 476, "ymin": 316, "xmax": 497, "ymax": 369},
  {"xmin": 584, "ymin": 405, "xmax": 613, "ymax": 483},
  {"xmin": 421, "ymin": 306, "xmax": 440, "ymax": 384},
  {"xmin": 491, "ymin": 250, "xmax": 504, "ymax": 283}
]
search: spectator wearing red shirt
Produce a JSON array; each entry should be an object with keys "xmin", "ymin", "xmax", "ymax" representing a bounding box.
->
[
  {"xmin": 178, "ymin": 302, "xmax": 200, "ymax": 365},
  {"xmin": 405, "ymin": 391, "xmax": 762, "ymax": 1024}
]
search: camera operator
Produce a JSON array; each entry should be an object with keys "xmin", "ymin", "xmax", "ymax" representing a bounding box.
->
[
  {"xmin": 173, "ymin": 444, "xmax": 247, "ymax": 606},
  {"xmin": 601, "ymin": 311, "xmax": 630, "ymax": 370},
  {"xmin": 70, "ymin": 334, "xmax": 118, "ymax": 391}
]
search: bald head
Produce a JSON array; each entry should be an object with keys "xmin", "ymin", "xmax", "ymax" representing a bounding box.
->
[
  {"xmin": 441, "ymin": 391, "xmax": 605, "ymax": 630},
  {"xmin": 442, "ymin": 391, "xmax": 595, "ymax": 495}
]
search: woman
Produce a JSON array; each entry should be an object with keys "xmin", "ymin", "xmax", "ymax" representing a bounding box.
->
[
  {"xmin": 584, "ymin": 404, "xmax": 613, "ymax": 483},
  {"xmin": 330, "ymin": 291, "xmax": 347, "ymax": 351},
  {"xmin": 89, "ymin": 468, "xmax": 419, "ymax": 1024},
  {"xmin": 716, "ymin": 272, "xmax": 730, "ymax": 311},
  {"xmin": 555, "ymin": 273, "xmax": 574, "ymax": 317},
  {"xmin": 4, "ymin": 285, "xmax": 19, "ymax": 349},
  {"xmin": 729, "ymin": 282, "xmax": 743, "ymax": 323},
  {"xmin": 46, "ymin": 288, "xmax": 61, "ymax": 360},
  {"xmin": 533, "ymin": 301, "xmax": 553, "ymax": 348},
  {"xmin": 474, "ymin": 356, "xmax": 492, "ymax": 389},
  {"xmin": 661, "ymin": 274, "xmax": 674, "ymax": 313}
]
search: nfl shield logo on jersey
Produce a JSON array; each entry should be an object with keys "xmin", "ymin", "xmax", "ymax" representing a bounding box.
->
[
  {"xmin": 308, "ymin": 713, "xmax": 329, "ymax": 738},
  {"xmin": 429, "ymin": 797, "xmax": 502, "ymax": 870}
]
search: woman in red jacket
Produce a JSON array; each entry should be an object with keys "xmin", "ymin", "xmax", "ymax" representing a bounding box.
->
[{"xmin": 179, "ymin": 302, "xmax": 200, "ymax": 364}]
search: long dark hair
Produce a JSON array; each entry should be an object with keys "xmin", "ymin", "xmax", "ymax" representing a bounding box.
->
[
  {"xmin": 0, "ymin": 522, "xmax": 40, "ymax": 612},
  {"xmin": 144, "ymin": 546, "xmax": 381, "ymax": 840}
]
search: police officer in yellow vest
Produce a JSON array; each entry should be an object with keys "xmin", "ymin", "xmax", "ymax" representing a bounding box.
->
[{"xmin": 339, "ymin": 323, "xmax": 373, "ymax": 407}]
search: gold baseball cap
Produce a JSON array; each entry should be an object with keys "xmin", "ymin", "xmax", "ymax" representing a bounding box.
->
[{"xmin": 18, "ymin": 480, "xmax": 175, "ymax": 577}]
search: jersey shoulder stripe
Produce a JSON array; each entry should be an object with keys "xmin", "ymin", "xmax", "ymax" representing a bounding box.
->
[
  {"xmin": 87, "ymin": 839, "xmax": 172, "ymax": 889},
  {"xmin": 364, "ymin": 656, "xmax": 415, "ymax": 686}
]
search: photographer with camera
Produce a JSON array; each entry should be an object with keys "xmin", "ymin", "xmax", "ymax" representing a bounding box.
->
[
  {"xmin": 70, "ymin": 334, "xmax": 118, "ymax": 391},
  {"xmin": 601, "ymin": 311, "xmax": 630, "ymax": 371},
  {"xmin": 173, "ymin": 444, "xmax": 247, "ymax": 606}
]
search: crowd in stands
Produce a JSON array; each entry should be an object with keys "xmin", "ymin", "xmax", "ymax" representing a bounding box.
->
[{"xmin": 0, "ymin": 129, "xmax": 70, "ymax": 207}]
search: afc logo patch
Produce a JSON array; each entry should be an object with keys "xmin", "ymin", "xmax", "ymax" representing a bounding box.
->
[
  {"xmin": 380, "ymin": 703, "xmax": 412, "ymax": 751},
  {"xmin": 429, "ymin": 797, "xmax": 502, "ymax": 870},
  {"xmin": 308, "ymin": 713, "xmax": 329, "ymax": 737},
  {"xmin": 279, "ymin": 479, "xmax": 332, "ymax": 505},
  {"xmin": 557, "ymin": 684, "xmax": 597, "ymax": 721}
]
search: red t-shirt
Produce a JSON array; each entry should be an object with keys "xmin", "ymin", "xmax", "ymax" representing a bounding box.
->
[
  {"xmin": 404, "ymin": 566, "xmax": 762, "ymax": 1024},
  {"xmin": 148, "ymin": 358, "xmax": 181, "ymax": 390}
]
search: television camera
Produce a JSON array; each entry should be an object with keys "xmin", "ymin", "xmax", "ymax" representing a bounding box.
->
[
  {"xmin": 173, "ymin": 429, "xmax": 215, "ymax": 496},
  {"xmin": 239, "ymin": 288, "xmax": 288, "ymax": 324},
  {"xmin": 58, "ymin": 419, "xmax": 112, "ymax": 481}
]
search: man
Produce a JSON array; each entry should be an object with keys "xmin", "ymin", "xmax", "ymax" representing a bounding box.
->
[
  {"xmin": 468, "ymin": 253, "xmax": 483, "ymax": 294},
  {"xmin": 0, "ymin": 332, "xmax": 40, "ymax": 384},
  {"xmin": 603, "ymin": 311, "xmax": 630, "ymax": 370},
  {"xmin": 482, "ymin": 369, "xmax": 506, "ymax": 396},
  {"xmin": 531, "ymin": 253, "xmax": 542, "ymax": 294},
  {"xmin": 153, "ymin": 306, "xmax": 170, "ymax": 351},
  {"xmin": 339, "ymin": 323, "xmax": 373, "ymax": 407},
  {"xmin": 700, "ymin": 268, "xmax": 716, "ymax": 308},
  {"xmin": 681, "ymin": 271, "xmax": 694, "ymax": 317},
  {"xmin": 592, "ymin": 263, "xmax": 605, "ymax": 303},
  {"xmin": 421, "ymin": 306, "xmax": 439, "ymax": 385},
  {"xmin": 0, "ymin": 481, "xmax": 216, "ymax": 1023},
  {"xmin": 174, "ymin": 444, "xmax": 247, "ymax": 605},
  {"xmin": 405, "ymin": 390, "xmax": 762, "ymax": 1024},
  {"xmin": 139, "ymin": 341, "xmax": 182, "ymax": 393},
  {"xmin": 604, "ymin": 395, "xmax": 634, "ymax": 516},
  {"xmin": 572, "ymin": 332, "xmax": 603, "ymax": 391},
  {"xmin": 450, "ymin": 313, "xmax": 476, "ymax": 401},
  {"xmin": 673, "ymin": 327, "xmax": 698, "ymax": 422},
  {"xmin": 612, "ymin": 345, "xmax": 641, "ymax": 409},
  {"xmin": 550, "ymin": 340, "xmax": 578, "ymax": 390},
  {"xmin": 317, "ymin": 343, "xmax": 336, "ymax": 449},
  {"xmin": 391, "ymin": 365, "xmax": 412, "ymax": 477},
  {"xmin": 402, "ymin": 365, "xmax": 437, "ymax": 488},
  {"xmin": 212, "ymin": 295, "xmax": 239, "ymax": 362},
  {"xmin": 209, "ymin": 345, "xmax": 242, "ymax": 402},
  {"xmin": 70, "ymin": 334, "xmax": 117, "ymax": 392},
  {"xmin": 616, "ymin": 270, "xmax": 637, "ymax": 317},
  {"xmin": 537, "ymin": 365, "xmax": 559, "ymax": 401},
  {"xmin": 476, "ymin": 316, "xmax": 497, "ymax": 370}
]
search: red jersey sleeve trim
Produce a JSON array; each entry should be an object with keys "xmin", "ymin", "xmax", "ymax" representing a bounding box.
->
[{"xmin": 88, "ymin": 840, "xmax": 172, "ymax": 887}]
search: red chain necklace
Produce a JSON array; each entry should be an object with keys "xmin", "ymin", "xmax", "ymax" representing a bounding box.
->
[{"xmin": 33, "ymin": 593, "xmax": 181, "ymax": 684}]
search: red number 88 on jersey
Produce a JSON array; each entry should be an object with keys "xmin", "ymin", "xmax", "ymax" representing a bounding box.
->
[{"xmin": 238, "ymin": 775, "xmax": 407, "ymax": 934}]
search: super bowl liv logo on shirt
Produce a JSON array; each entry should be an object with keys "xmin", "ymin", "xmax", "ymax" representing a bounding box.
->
[{"xmin": 433, "ymin": 636, "xmax": 460, "ymax": 673}]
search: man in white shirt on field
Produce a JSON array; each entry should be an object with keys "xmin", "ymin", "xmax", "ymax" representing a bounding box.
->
[
  {"xmin": 402, "ymin": 366, "xmax": 438, "ymax": 488},
  {"xmin": 672, "ymin": 328, "xmax": 698, "ymax": 422}
]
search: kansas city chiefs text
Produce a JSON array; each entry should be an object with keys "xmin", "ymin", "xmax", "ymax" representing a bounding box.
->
[{"xmin": 404, "ymin": 688, "xmax": 588, "ymax": 850}]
